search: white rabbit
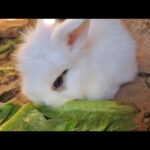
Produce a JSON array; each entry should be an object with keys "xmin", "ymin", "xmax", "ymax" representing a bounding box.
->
[{"xmin": 17, "ymin": 19, "xmax": 138, "ymax": 107}]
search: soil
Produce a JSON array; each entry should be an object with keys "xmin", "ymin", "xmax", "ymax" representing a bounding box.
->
[
  {"xmin": 116, "ymin": 20, "xmax": 150, "ymax": 131},
  {"xmin": 0, "ymin": 19, "xmax": 150, "ymax": 131}
]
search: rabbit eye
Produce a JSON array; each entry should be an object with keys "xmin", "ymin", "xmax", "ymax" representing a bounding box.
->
[
  {"xmin": 53, "ymin": 76, "xmax": 63, "ymax": 89},
  {"xmin": 52, "ymin": 69, "xmax": 68, "ymax": 90}
]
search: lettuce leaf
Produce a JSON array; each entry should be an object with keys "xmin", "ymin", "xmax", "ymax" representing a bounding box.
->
[{"xmin": 0, "ymin": 100, "xmax": 138, "ymax": 131}]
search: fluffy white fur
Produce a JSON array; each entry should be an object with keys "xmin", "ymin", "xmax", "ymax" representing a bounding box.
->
[{"xmin": 17, "ymin": 19, "xmax": 138, "ymax": 107}]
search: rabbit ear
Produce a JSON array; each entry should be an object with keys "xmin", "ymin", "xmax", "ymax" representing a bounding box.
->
[{"xmin": 55, "ymin": 19, "xmax": 90, "ymax": 50}]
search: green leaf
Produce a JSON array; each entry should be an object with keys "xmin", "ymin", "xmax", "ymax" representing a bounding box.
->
[
  {"xmin": 0, "ymin": 99, "xmax": 21, "ymax": 125},
  {"xmin": 37, "ymin": 100, "xmax": 137, "ymax": 131},
  {"xmin": 0, "ymin": 100, "xmax": 138, "ymax": 131},
  {"xmin": 0, "ymin": 67, "xmax": 15, "ymax": 73},
  {"xmin": 0, "ymin": 40, "xmax": 15, "ymax": 54},
  {"xmin": 58, "ymin": 100, "xmax": 137, "ymax": 113},
  {"xmin": 0, "ymin": 103, "xmax": 52, "ymax": 131}
]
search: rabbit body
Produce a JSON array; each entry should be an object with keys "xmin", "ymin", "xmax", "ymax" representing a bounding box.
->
[{"xmin": 17, "ymin": 19, "xmax": 137, "ymax": 106}]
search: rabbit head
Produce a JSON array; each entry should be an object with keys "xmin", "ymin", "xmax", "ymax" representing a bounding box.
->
[{"xmin": 17, "ymin": 19, "xmax": 90, "ymax": 106}]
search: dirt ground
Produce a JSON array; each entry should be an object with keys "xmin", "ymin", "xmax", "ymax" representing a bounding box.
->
[
  {"xmin": 117, "ymin": 20, "xmax": 150, "ymax": 131},
  {"xmin": 0, "ymin": 19, "xmax": 150, "ymax": 131}
]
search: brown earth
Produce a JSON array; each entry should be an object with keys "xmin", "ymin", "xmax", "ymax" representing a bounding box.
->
[
  {"xmin": 116, "ymin": 19, "xmax": 150, "ymax": 131},
  {"xmin": 0, "ymin": 19, "xmax": 150, "ymax": 131}
]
